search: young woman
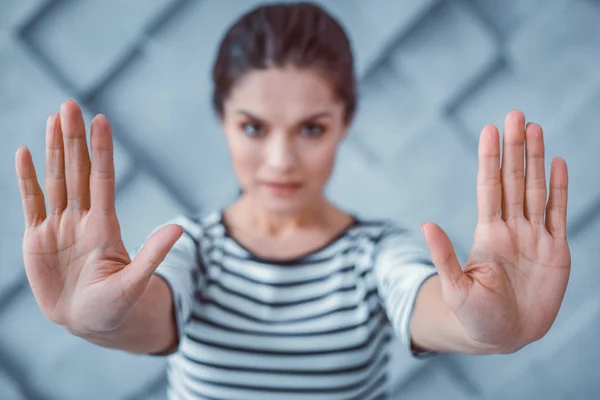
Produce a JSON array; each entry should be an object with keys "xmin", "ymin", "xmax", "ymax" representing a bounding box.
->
[{"xmin": 15, "ymin": 3, "xmax": 570, "ymax": 399}]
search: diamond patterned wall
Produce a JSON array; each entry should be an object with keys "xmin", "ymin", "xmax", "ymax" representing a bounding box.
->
[{"xmin": 1, "ymin": 0, "xmax": 599, "ymax": 398}]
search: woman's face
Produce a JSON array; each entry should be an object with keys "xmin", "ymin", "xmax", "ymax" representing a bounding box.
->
[{"xmin": 221, "ymin": 66, "xmax": 348, "ymax": 214}]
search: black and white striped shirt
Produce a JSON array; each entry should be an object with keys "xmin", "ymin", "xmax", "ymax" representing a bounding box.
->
[{"xmin": 145, "ymin": 211, "xmax": 437, "ymax": 399}]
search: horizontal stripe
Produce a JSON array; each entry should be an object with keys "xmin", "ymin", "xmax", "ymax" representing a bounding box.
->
[
  {"xmin": 203, "ymin": 262, "xmax": 374, "ymax": 304},
  {"xmin": 180, "ymin": 351, "xmax": 388, "ymax": 391},
  {"xmin": 180, "ymin": 342, "xmax": 388, "ymax": 375},
  {"xmin": 192, "ymin": 290, "xmax": 383, "ymax": 333},
  {"xmin": 185, "ymin": 321, "xmax": 389, "ymax": 355},
  {"xmin": 208, "ymin": 254, "xmax": 356, "ymax": 286},
  {"xmin": 180, "ymin": 362, "xmax": 388, "ymax": 400},
  {"xmin": 179, "ymin": 329, "xmax": 392, "ymax": 371},
  {"xmin": 204, "ymin": 275, "xmax": 357, "ymax": 306},
  {"xmin": 185, "ymin": 310, "xmax": 387, "ymax": 353},
  {"xmin": 190, "ymin": 307, "xmax": 387, "ymax": 337},
  {"xmin": 201, "ymin": 284, "xmax": 379, "ymax": 321},
  {"xmin": 194, "ymin": 287, "xmax": 380, "ymax": 324}
]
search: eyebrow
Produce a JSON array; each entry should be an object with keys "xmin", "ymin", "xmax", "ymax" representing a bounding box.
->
[{"xmin": 237, "ymin": 110, "xmax": 333, "ymax": 124}]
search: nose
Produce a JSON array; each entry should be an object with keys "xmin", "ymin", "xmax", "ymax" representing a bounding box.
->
[{"xmin": 265, "ymin": 133, "xmax": 297, "ymax": 172}]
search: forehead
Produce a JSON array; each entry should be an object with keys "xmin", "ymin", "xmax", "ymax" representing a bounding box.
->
[{"xmin": 224, "ymin": 66, "xmax": 343, "ymax": 121}]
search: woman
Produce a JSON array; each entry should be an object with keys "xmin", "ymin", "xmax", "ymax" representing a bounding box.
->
[{"xmin": 15, "ymin": 2, "xmax": 570, "ymax": 399}]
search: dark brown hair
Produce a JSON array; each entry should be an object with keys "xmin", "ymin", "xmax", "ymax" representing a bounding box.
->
[{"xmin": 212, "ymin": 2, "xmax": 357, "ymax": 124}]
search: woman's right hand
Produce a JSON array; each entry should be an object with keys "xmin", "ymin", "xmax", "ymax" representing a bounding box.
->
[{"xmin": 15, "ymin": 99, "xmax": 183, "ymax": 336}]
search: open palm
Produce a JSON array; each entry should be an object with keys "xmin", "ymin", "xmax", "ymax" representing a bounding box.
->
[
  {"xmin": 15, "ymin": 100, "xmax": 183, "ymax": 335},
  {"xmin": 423, "ymin": 110, "xmax": 570, "ymax": 352}
]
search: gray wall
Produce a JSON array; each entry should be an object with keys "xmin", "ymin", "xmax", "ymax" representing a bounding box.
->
[{"xmin": 1, "ymin": 0, "xmax": 599, "ymax": 398}]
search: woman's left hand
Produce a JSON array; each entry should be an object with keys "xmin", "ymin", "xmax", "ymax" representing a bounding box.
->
[{"xmin": 422, "ymin": 110, "xmax": 570, "ymax": 353}]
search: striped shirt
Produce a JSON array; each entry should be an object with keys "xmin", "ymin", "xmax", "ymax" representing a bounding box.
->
[{"xmin": 143, "ymin": 210, "xmax": 438, "ymax": 399}]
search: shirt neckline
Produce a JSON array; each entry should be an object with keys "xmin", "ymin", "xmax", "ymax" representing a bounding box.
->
[{"xmin": 216, "ymin": 209, "xmax": 361, "ymax": 265}]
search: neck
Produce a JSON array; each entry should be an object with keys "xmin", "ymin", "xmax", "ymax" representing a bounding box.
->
[{"xmin": 231, "ymin": 194, "xmax": 330, "ymax": 237}]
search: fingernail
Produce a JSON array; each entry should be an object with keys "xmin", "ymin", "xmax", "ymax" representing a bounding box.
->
[{"xmin": 420, "ymin": 223, "xmax": 425, "ymax": 234}]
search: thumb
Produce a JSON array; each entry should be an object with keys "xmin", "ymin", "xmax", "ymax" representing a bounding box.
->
[
  {"xmin": 121, "ymin": 224, "xmax": 184, "ymax": 299},
  {"xmin": 421, "ymin": 222, "xmax": 467, "ymax": 301}
]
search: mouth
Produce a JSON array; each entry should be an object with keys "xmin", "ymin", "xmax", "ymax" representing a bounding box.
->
[{"xmin": 261, "ymin": 181, "xmax": 303, "ymax": 196}]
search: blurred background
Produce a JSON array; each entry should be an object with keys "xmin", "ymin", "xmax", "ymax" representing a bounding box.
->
[{"xmin": 1, "ymin": 0, "xmax": 599, "ymax": 398}]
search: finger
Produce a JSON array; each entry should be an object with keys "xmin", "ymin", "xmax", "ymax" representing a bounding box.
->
[
  {"xmin": 546, "ymin": 157, "xmax": 568, "ymax": 238},
  {"xmin": 501, "ymin": 110, "xmax": 526, "ymax": 220},
  {"xmin": 45, "ymin": 113, "xmax": 67, "ymax": 216},
  {"xmin": 15, "ymin": 146, "xmax": 47, "ymax": 227},
  {"xmin": 421, "ymin": 223, "xmax": 465, "ymax": 290},
  {"xmin": 60, "ymin": 99, "xmax": 91, "ymax": 211},
  {"xmin": 121, "ymin": 225, "xmax": 184, "ymax": 300},
  {"xmin": 524, "ymin": 123, "xmax": 547, "ymax": 223},
  {"xmin": 90, "ymin": 115, "xmax": 116, "ymax": 214},
  {"xmin": 477, "ymin": 124, "xmax": 502, "ymax": 224}
]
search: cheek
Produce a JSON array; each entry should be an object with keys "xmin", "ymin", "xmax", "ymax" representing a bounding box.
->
[{"xmin": 304, "ymin": 142, "xmax": 339, "ymax": 186}]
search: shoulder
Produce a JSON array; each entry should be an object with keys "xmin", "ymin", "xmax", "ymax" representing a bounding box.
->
[
  {"xmin": 182, "ymin": 210, "xmax": 221, "ymax": 231},
  {"xmin": 159, "ymin": 210, "xmax": 223, "ymax": 243},
  {"xmin": 352, "ymin": 217, "xmax": 430, "ymax": 261},
  {"xmin": 352, "ymin": 217, "xmax": 412, "ymax": 244}
]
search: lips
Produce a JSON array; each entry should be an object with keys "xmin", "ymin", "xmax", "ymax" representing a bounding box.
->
[
  {"xmin": 262, "ymin": 181, "xmax": 302, "ymax": 195},
  {"xmin": 264, "ymin": 181, "xmax": 301, "ymax": 187}
]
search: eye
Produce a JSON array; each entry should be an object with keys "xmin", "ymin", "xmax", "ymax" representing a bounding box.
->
[
  {"xmin": 241, "ymin": 122, "xmax": 265, "ymax": 137},
  {"xmin": 300, "ymin": 123, "xmax": 326, "ymax": 137}
]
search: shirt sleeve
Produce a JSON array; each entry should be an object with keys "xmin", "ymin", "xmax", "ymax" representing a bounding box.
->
[
  {"xmin": 129, "ymin": 215, "xmax": 204, "ymax": 355},
  {"xmin": 372, "ymin": 222, "xmax": 438, "ymax": 359}
]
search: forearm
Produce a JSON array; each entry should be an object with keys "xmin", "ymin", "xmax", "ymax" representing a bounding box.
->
[
  {"xmin": 68, "ymin": 275, "xmax": 177, "ymax": 355},
  {"xmin": 410, "ymin": 275, "xmax": 508, "ymax": 355}
]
